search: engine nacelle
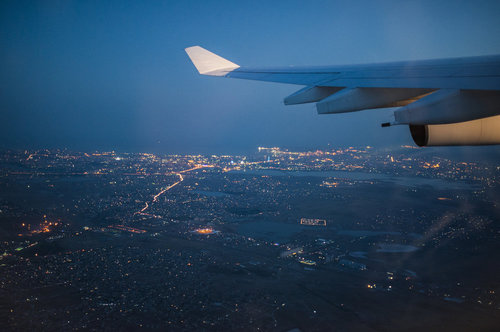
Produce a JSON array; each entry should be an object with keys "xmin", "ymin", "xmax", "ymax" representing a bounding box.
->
[{"xmin": 409, "ymin": 114, "xmax": 500, "ymax": 146}]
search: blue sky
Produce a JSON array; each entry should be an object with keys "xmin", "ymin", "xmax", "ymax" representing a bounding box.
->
[{"xmin": 1, "ymin": 0, "xmax": 500, "ymax": 153}]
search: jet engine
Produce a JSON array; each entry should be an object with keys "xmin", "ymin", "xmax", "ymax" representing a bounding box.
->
[{"xmin": 409, "ymin": 114, "xmax": 500, "ymax": 146}]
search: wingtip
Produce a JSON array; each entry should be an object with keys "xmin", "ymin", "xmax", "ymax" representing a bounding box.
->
[
  {"xmin": 184, "ymin": 45, "xmax": 200, "ymax": 52},
  {"xmin": 185, "ymin": 46, "xmax": 239, "ymax": 76}
]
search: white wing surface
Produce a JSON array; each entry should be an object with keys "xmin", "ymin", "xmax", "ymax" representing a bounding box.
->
[{"xmin": 185, "ymin": 46, "xmax": 500, "ymax": 146}]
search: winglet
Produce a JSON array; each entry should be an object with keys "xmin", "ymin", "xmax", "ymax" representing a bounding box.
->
[{"xmin": 185, "ymin": 46, "xmax": 240, "ymax": 76}]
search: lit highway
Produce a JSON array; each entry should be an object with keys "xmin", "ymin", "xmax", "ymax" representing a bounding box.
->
[{"xmin": 137, "ymin": 164, "xmax": 214, "ymax": 216}]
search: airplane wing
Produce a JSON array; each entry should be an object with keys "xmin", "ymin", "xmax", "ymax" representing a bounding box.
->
[{"xmin": 185, "ymin": 46, "xmax": 500, "ymax": 147}]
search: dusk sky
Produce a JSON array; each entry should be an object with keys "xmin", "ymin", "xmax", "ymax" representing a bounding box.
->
[{"xmin": 2, "ymin": 0, "xmax": 500, "ymax": 154}]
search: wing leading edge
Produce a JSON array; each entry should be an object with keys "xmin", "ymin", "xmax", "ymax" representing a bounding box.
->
[{"xmin": 185, "ymin": 46, "xmax": 500, "ymax": 146}]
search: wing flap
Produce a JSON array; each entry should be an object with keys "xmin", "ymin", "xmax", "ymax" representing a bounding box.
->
[
  {"xmin": 316, "ymin": 88, "xmax": 433, "ymax": 114},
  {"xmin": 227, "ymin": 70, "xmax": 339, "ymax": 86},
  {"xmin": 284, "ymin": 86, "xmax": 342, "ymax": 105}
]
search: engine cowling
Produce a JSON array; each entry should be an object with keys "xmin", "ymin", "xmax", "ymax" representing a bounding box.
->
[{"xmin": 409, "ymin": 114, "xmax": 500, "ymax": 147}]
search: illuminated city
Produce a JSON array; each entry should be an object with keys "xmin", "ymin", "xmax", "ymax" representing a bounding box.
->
[{"xmin": 0, "ymin": 146, "xmax": 499, "ymax": 330}]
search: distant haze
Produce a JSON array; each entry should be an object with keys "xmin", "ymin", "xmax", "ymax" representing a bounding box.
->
[{"xmin": 2, "ymin": 1, "xmax": 500, "ymax": 154}]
